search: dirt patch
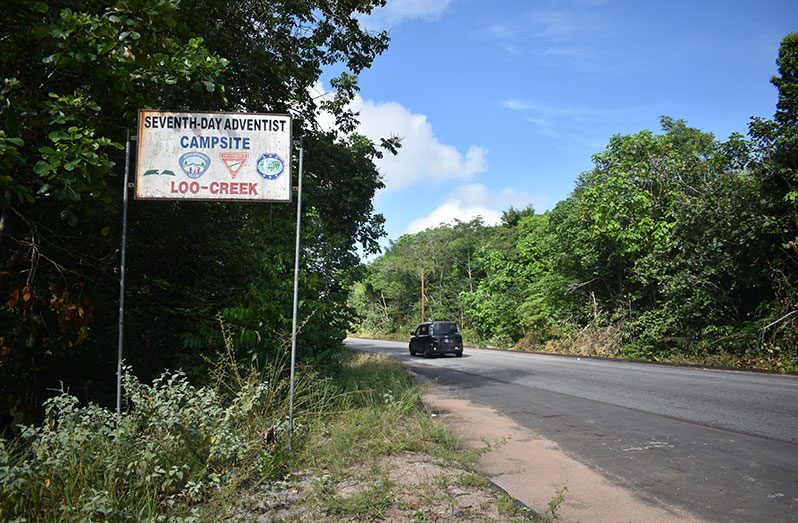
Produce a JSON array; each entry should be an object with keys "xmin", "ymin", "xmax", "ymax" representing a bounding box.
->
[
  {"xmin": 422, "ymin": 386, "xmax": 701, "ymax": 523},
  {"xmin": 231, "ymin": 452, "xmax": 534, "ymax": 521}
]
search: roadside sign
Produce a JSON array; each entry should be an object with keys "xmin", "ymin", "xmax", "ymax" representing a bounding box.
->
[{"xmin": 135, "ymin": 110, "xmax": 292, "ymax": 201}]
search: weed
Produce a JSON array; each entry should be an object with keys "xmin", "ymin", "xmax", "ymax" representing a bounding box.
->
[
  {"xmin": 317, "ymin": 468, "xmax": 395, "ymax": 519},
  {"xmin": 0, "ymin": 345, "xmax": 531, "ymax": 521},
  {"xmin": 541, "ymin": 325, "xmax": 622, "ymax": 358},
  {"xmin": 456, "ymin": 470, "xmax": 489, "ymax": 489},
  {"xmin": 541, "ymin": 485, "xmax": 568, "ymax": 522},
  {"xmin": 0, "ymin": 326, "xmax": 344, "ymax": 521}
]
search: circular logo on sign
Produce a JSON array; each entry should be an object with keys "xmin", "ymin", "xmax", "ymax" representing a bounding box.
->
[
  {"xmin": 179, "ymin": 152, "xmax": 211, "ymax": 179},
  {"xmin": 256, "ymin": 153, "xmax": 284, "ymax": 180}
]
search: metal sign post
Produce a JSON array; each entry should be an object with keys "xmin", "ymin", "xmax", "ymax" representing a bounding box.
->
[
  {"xmin": 118, "ymin": 109, "xmax": 295, "ymax": 424},
  {"xmin": 117, "ymin": 131, "xmax": 133, "ymax": 416},
  {"xmin": 288, "ymin": 137, "xmax": 304, "ymax": 450}
]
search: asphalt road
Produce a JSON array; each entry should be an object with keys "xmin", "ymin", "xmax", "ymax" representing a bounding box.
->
[{"xmin": 346, "ymin": 337, "xmax": 798, "ymax": 522}]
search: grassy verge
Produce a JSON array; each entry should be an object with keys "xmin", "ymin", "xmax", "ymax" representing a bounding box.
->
[
  {"xmin": 0, "ymin": 344, "xmax": 537, "ymax": 522},
  {"xmin": 230, "ymin": 351, "xmax": 537, "ymax": 521},
  {"xmin": 523, "ymin": 325, "xmax": 798, "ymax": 373},
  {"xmin": 352, "ymin": 325, "xmax": 796, "ymax": 373}
]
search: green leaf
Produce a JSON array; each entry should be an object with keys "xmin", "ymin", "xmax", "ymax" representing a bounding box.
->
[
  {"xmin": 33, "ymin": 160, "xmax": 50, "ymax": 175},
  {"xmin": 48, "ymin": 26, "xmax": 66, "ymax": 38}
]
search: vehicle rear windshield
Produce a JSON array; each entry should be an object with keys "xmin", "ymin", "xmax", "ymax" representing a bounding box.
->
[{"xmin": 433, "ymin": 323, "xmax": 459, "ymax": 335}]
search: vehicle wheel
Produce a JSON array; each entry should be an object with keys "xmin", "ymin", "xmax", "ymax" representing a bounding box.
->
[
  {"xmin": 423, "ymin": 345, "xmax": 432, "ymax": 358},
  {"xmin": 455, "ymin": 350, "xmax": 463, "ymax": 357},
  {"xmin": 409, "ymin": 346, "xmax": 416, "ymax": 356}
]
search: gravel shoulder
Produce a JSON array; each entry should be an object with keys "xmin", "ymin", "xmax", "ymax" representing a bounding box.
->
[
  {"xmin": 420, "ymin": 381, "xmax": 702, "ymax": 523},
  {"xmin": 230, "ymin": 451, "xmax": 536, "ymax": 522}
]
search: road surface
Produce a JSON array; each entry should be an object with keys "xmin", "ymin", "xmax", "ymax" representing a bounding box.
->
[{"xmin": 346, "ymin": 337, "xmax": 798, "ymax": 522}]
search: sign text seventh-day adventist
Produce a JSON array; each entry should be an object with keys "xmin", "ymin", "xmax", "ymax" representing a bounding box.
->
[
  {"xmin": 136, "ymin": 111, "xmax": 292, "ymax": 202},
  {"xmin": 142, "ymin": 114, "xmax": 287, "ymax": 132}
]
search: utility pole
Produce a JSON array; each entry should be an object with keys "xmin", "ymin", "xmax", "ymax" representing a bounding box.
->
[{"xmin": 421, "ymin": 268, "xmax": 425, "ymax": 322}]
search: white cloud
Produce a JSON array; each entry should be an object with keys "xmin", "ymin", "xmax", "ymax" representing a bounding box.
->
[
  {"xmin": 356, "ymin": 98, "xmax": 488, "ymax": 190},
  {"xmin": 499, "ymin": 98, "xmax": 654, "ymax": 142},
  {"xmin": 529, "ymin": 10, "xmax": 582, "ymax": 41},
  {"xmin": 406, "ymin": 200, "xmax": 500, "ymax": 234},
  {"xmin": 315, "ymin": 83, "xmax": 488, "ymax": 191},
  {"xmin": 405, "ymin": 183, "xmax": 539, "ymax": 234},
  {"xmin": 480, "ymin": 7, "xmax": 610, "ymax": 71},
  {"xmin": 363, "ymin": 0, "xmax": 451, "ymax": 29},
  {"xmin": 485, "ymin": 22, "xmax": 517, "ymax": 40},
  {"xmin": 500, "ymin": 98, "xmax": 532, "ymax": 111}
]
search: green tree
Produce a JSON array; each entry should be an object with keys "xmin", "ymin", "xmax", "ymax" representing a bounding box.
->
[
  {"xmin": 747, "ymin": 32, "xmax": 798, "ymax": 351},
  {"xmin": 1, "ymin": 0, "xmax": 230, "ymax": 426},
  {"xmin": 1, "ymin": 0, "xmax": 392, "ymax": 427},
  {"xmin": 351, "ymin": 219, "xmax": 499, "ymax": 338}
]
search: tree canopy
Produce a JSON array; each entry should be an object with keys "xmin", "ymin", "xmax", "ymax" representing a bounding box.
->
[{"xmin": 1, "ymin": 0, "xmax": 393, "ymax": 429}]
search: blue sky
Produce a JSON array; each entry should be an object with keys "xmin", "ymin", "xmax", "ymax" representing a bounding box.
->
[{"xmin": 320, "ymin": 0, "xmax": 798, "ymax": 250}]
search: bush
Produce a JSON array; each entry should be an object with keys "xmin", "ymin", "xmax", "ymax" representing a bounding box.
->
[{"xmin": 0, "ymin": 362, "xmax": 293, "ymax": 521}]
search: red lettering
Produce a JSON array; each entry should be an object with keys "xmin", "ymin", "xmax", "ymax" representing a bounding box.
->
[{"xmin": 170, "ymin": 181, "xmax": 259, "ymax": 197}]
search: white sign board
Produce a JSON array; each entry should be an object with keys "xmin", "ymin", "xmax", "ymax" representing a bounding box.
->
[{"xmin": 135, "ymin": 110, "xmax": 292, "ymax": 201}]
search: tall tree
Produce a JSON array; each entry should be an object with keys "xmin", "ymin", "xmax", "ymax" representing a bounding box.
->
[
  {"xmin": 0, "ymin": 0, "xmax": 392, "ymax": 427},
  {"xmin": 748, "ymin": 32, "xmax": 798, "ymax": 349}
]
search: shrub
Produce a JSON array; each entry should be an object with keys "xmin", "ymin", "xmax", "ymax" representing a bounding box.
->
[{"xmin": 0, "ymin": 365, "xmax": 285, "ymax": 521}]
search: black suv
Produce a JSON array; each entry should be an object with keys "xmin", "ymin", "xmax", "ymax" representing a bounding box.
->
[{"xmin": 409, "ymin": 321, "xmax": 463, "ymax": 357}]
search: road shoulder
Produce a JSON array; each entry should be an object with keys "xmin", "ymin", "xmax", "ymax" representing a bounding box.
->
[{"xmin": 421, "ymin": 382, "xmax": 699, "ymax": 522}]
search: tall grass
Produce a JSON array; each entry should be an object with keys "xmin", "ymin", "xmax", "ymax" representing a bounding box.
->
[
  {"xmin": 294, "ymin": 352, "xmax": 461, "ymax": 474},
  {"xmin": 0, "ymin": 333, "xmax": 471, "ymax": 522},
  {"xmin": 0, "ymin": 331, "xmax": 346, "ymax": 522}
]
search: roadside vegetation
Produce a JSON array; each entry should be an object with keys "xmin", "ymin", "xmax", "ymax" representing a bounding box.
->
[
  {"xmin": 0, "ymin": 0, "xmax": 397, "ymax": 431},
  {"xmin": 1, "ymin": 3, "xmax": 556, "ymax": 519},
  {"xmin": 350, "ymin": 33, "xmax": 798, "ymax": 373},
  {"xmin": 0, "ymin": 342, "xmax": 540, "ymax": 521}
]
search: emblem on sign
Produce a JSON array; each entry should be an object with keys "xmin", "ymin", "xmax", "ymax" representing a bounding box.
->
[
  {"xmin": 220, "ymin": 152, "xmax": 249, "ymax": 178},
  {"xmin": 143, "ymin": 169, "xmax": 176, "ymax": 176},
  {"xmin": 256, "ymin": 153, "xmax": 284, "ymax": 180},
  {"xmin": 179, "ymin": 152, "xmax": 211, "ymax": 179}
]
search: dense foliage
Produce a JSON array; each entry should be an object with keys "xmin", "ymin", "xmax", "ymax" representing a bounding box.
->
[
  {"xmin": 1, "ymin": 0, "xmax": 393, "ymax": 429},
  {"xmin": 351, "ymin": 34, "xmax": 798, "ymax": 370}
]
